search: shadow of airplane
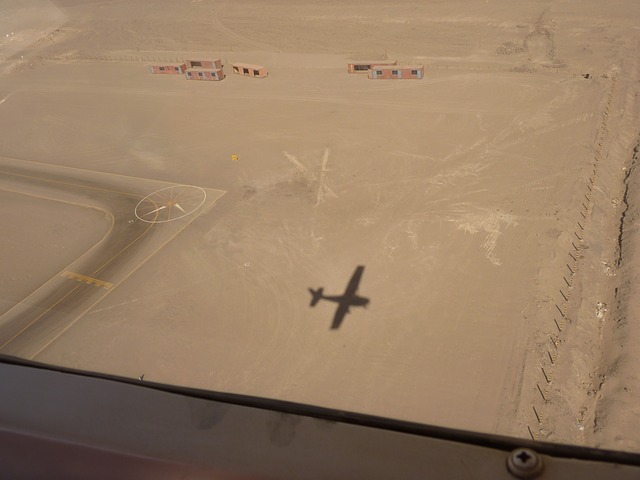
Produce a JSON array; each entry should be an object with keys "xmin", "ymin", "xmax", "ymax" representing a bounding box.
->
[{"xmin": 308, "ymin": 266, "xmax": 369, "ymax": 329}]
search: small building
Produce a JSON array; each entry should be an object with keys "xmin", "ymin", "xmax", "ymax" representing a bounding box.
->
[
  {"xmin": 232, "ymin": 63, "xmax": 268, "ymax": 78},
  {"xmin": 186, "ymin": 59, "xmax": 223, "ymax": 70},
  {"xmin": 368, "ymin": 65, "xmax": 424, "ymax": 80},
  {"xmin": 150, "ymin": 63, "xmax": 186, "ymax": 74},
  {"xmin": 347, "ymin": 60, "xmax": 397, "ymax": 74},
  {"xmin": 185, "ymin": 68, "xmax": 225, "ymax": 81}
]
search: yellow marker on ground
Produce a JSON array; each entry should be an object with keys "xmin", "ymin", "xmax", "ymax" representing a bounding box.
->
[
  {"xmin": 61, "ymin": 271, "xmax": 113, "ymax": 290},
  {"xmin": 231, "ymin": 154, "xmax": 239, "ymax": 161}
]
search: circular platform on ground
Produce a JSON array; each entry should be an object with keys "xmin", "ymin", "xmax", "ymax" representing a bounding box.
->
[{"xmin": 134, "ymin": 185, "xmax": 207, "ymax": 223}]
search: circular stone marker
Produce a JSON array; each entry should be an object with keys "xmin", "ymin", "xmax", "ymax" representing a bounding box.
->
[{"xmin": 135, "ymin": 185, "xmax": 207, "ymax": 224}]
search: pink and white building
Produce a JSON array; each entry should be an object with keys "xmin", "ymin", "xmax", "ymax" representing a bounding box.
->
[
  {"xmin": 368, "ymin": 65, "xmax": 424, "ymax": 80},
  {"xmin": 186, "ymin": 59, "xmax": 223, "ymax": 70},
  {"xmin": 347, "ymin": 60, "xmax": 397, "ymax": 74},
  {"xmin": 185, "ymin": 69, "xmax": 225, "ymax": 81},
  {"xmin": 149, "ymin": 63, "xmax": 186, "ymax": 74}
]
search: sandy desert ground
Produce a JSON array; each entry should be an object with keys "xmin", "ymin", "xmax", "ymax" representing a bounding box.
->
[{"xmin": 1, "ymin": 0, "xmax": 639, "ymax": 453}]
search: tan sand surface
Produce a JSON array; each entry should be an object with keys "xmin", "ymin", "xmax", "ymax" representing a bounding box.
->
[{"xmin": 0, "ymin": 0, "xmax": 639, "ymax": 452}]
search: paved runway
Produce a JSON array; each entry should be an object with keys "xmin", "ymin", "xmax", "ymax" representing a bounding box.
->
[{"xmin": 0, "ymin": 156, "xmax": 224, "ymax": 358}]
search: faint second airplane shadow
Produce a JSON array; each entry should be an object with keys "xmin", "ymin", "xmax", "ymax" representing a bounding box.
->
[{"xmin": 308, "ymin": 265, "xmax": 369, "ymax": 329}]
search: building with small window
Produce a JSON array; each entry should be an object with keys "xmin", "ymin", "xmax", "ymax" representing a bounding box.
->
[
  {"xmin": 347, "ymin": 60, "xmax": 397, "ymax": 74},
  {"xmin": 150, "ymin": 63, "xmax": 187, "ymax": 74},
  {"xmin": 186, "ymin": 59, "xmax": 223, "ymax": 70},
  {"xmin": 185, "ymin": 68, "xmax": 225, "ymax": 81},
  {"xmin": 231, "ymin": 63, "xmax": 268, "ymax": 78},
  {"xmin": 368, "ymin": 65, "xmax": 424, "ymax": 80},
  {"xmin": 183, "ymin": 58, "xmax": 225, "ymax": 81}
]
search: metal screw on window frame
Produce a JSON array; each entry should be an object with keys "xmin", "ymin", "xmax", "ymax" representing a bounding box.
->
[{"xmin": 507, "ymin": 448, "xmax": 544, "ymax": 479}]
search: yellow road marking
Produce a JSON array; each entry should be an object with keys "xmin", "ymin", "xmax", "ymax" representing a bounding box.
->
[{"xmin": 61, "ymin": 271, "xmax": 113, "ymax": 290}]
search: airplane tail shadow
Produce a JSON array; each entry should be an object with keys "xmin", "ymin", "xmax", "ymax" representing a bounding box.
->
[{"xmin": 309, "ymin": 288, "xmax": 324, "ymax": 307}]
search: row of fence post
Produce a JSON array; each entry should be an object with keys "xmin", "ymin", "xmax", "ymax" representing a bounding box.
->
[{"xmin": 527, "ymin": 72, "xmax": 617, "ymax": 441}]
